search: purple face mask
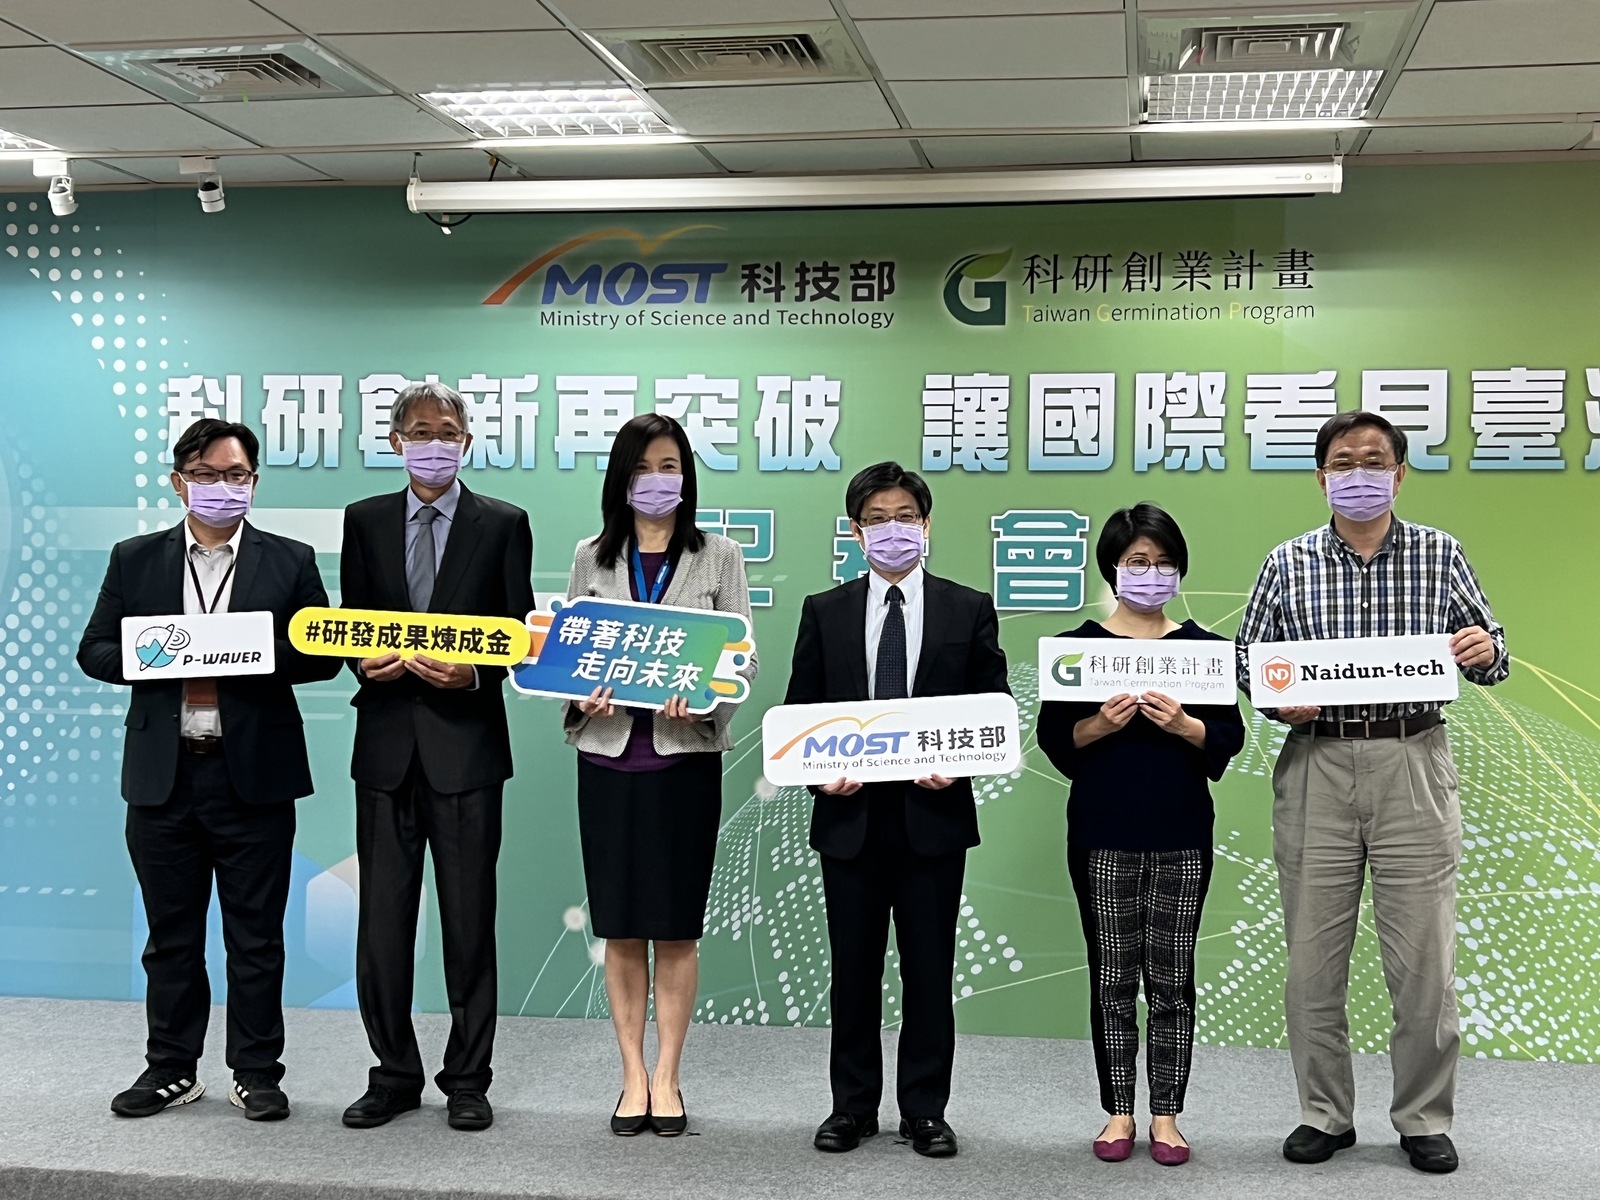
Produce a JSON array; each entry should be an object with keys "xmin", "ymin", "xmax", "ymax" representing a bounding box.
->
[
  {"xmin": 861, "ymin": 520, "xmax": 925, "ymax": 573},
  {"xmin": 401, "ymin": 439, "xmax": 463, "ymax": 489},
  {"xmin": 628, "ymin": 472, "xmax": 684, "ymax": 518},
  {"xmin": 1324, "ymin": 466, "xmax": 1395, "ymax": 522},
  {"xmin": 184, "ymin": 480, "xmax": 252, "ymax": 528},
  {"xmin": 1116, "ymin": 565, "xmax": 1180, "ymax": 613}
]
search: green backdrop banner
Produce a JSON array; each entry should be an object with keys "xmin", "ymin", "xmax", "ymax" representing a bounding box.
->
[{"xmin": 1, "ymin": 162, "xmax": 1596, "ymax": 1065}]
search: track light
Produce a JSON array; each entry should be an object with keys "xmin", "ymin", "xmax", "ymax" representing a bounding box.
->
[
  {"xmin": 47, "ymin": 173, "xmax": 76, "ymax": 216},
  {"xmin": 197, "ymin": 174, "xmax": 225, "ymax": 213}
]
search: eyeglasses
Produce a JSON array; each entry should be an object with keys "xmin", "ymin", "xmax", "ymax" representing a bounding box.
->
[
  {"xmin": 1122, "ymin": 558, "xmax": 1178, "ymax": 576},
  {"xmin": 1324, "ymin": 459, "xmax": 1398, "ymax": 474},
  {"xmin": 858, "ymin": 513, "xmax": 924, "ymax": 527},
  {"xmin": 394, "ymin": 428, "xmax": 465, "ymax": 444},
  {"xmin": 179, "ymin": 468, "xmax": 254, "ymax": 485}
]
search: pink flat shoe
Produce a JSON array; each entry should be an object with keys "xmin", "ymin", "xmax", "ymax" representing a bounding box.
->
[
  {"xmin": 1093, "ymin": 1124, "xmax": 1136, "ymax": 1162},
  {"xmin": 1150, "ymin": 1137, "xmax": 1191, "ymax": 1166}
]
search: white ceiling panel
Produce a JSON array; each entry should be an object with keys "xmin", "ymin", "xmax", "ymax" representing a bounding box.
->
[
  {"xmin": 653, "ymin": 82, "xmax": 899, "ymax": 135},
  {"xmin": 846, "ymin": 2, "xmax": 1120, "ymax": 14},
  {"xmin": 1361, "ymin": 122, "xmax": 1592, "ymax": 154},
  {"xmin": 322, "ymin": 31, "xmax": 619, "ymax": 92},
  {"xmin": 555, "ymin": 1, "xmax": 837, "ymax": 28},
  {"xmin": 0, "ymin": 46, "xmax": 162, "ymax": 107},
  {"xmin": 258, "ymin": 1, "xmax": 562, "ymax": 34},
  {"xmin": 0, "ymin": 0, "xmax": 295, "ymax": 43},
  {"xmin": 0, "ymin": 18, "xmax": 38, "ymax": 45},
  {"xmin": 857, "ymin": 15, "xmax": 1126, "ymax": 81},
  {"xmin": 0, "ymin": 158, "xmax": 143, "ymax": 185},
  {"xmin": 920, "ymin": 132, "xmax": 1129, "ymax": 166},
  {"xmin": 0, "ymin": 104, "xmax": 252, "ymax": 151},
  {"xmin": 1408, "ymin": 1, "xmax": 1600, "ymax": 70},
  {"xmin": 288, "ymin": 148, "xmax": 504, "ymax": 181},
  {"xmin": 706, "ymin": 137, "xmax": 922, "ymax": 172},
  {"xmin": 104, "ymin": 154, "xmax": 335, "ymax": 183},
  {"xmin": 1137, "ymin": 130, "xmax": 1345, "ymax": 160},
  {"xmin": 494, "ymin": 142, "xmax": 719, "ymax": 176},
  {"xmin": 192, "ymin": 96, "xmax": 464, "ymax": 146},
  {"xmin": 1136, "ymin": 0, "xmax": 1350, "ymax": 9},
  {"xmin": 892, "ymin": 78, "xmax": 1129, "ymax": 127},
  {"xmin": 1381, "ymin": 64, "xmax": 1600, "ymax": 117}
]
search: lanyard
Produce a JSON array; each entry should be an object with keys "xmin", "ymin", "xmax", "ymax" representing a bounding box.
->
[
  {"xmin": 187, "ymin": 550, "xmax": 237, "ymax": 614},
  {"xmin": 631, "ymin": 545, "xmax": 671, "ymax": 605}
]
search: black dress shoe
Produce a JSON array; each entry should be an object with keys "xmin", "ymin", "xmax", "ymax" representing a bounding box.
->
[
  {"xmin": 1399, "ymin": 1133, "xmax": 1458, "ymax": 1174},
  {"xmin": 611, "ymin": 1091, "xmax": 651, "ymax": 1136},
  {"xmin": 650, "ymin": 1089, "xmax": 687, "ymax": 1137},
  {"xmin": 230, "ymin": 1071, "xmax": 290, "ymax": 1122},
  {"xmin": 899, "ymin": 1117, "xmax": 959, "ymax": 1158},
  {"xmin": 111, "ymin": 1067, "xmax": 205, "ymax": 1118},
  {"xmin": 1282, "ymin": 1124, "xmax": 1357, "ymax": 1163},
  {"xmin": 342, "ymin": 1084, "xmax": 422, "ymax": 1129},
  {"xmin": 814, "ymin": 1110, "xmax": 878, "ymax": 1152},
  {"xmin": 447, "ymin": 1090, "xmax": 493, "ymax": 1131}
]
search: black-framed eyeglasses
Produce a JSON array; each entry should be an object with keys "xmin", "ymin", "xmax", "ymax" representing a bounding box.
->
[
  {"xmin": 858, "ymin": 513, "xmax": 924, "ymax": 527},
  {"xmin": 1324, "ymin": 459, "xmax": 1399, "ymax": 474},
  {"xmin": 179, "ymin": 468, "xmax": 254, "ymax": 485},
  {"xmin": 1122, "ymin": 558, "xmax": 1178, "ymax": 577},
  {"xmin": 394, "ymin": 428, "xmax": 465, "ymax": 444}
]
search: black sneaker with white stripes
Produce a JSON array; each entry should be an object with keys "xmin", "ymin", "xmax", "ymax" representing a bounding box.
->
[
  {"xmin": 111, "ymin": 1067, "xmax": 205, "ymax": 1117},
  {"xmin": 230, "ymin": 1071, "xmax": 291, "ymax": 1122}
]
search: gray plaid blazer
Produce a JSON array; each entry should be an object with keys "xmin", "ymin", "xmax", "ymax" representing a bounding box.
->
[{"xmin": 562, "ymin": 532, "xmax": 757, "ymax": 757}]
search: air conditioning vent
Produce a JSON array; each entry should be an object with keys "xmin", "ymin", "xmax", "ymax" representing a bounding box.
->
[
  {"xmin": 1190, "ymin": 23, "xmax": 1351, "ymax": 72},
  {"xmin": 599, "ymin": 23, "xmax": 870, "ymax": 86},
  {"xmin": 148, "ymin": 53, "xmax": 329, "ymax": 99},
  {"xmin": 76, "ymin": 40, "xmax": 385, "ymax": 103}
]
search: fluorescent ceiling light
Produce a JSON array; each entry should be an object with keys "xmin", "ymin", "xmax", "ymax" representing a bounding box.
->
[
  {"xmin": 408, "ymin": 162, "xmax": 1341, "ymax": 214},
  {"xmin": 1144, "ymin": 69, "xmax": 1382, "ymax": 122},
  {"xmin": 0, "ymin": 126, "xmax": 57, "ymax": 153},
  {"xmin": 420, "ymin": 88, "xmax": 674, "ymax": 139},
  {"xmin": 466, "ymin": 133, "xmax": 687, "ymax": 151}
]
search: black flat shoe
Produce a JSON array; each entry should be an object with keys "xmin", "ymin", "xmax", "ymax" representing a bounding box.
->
[
  {"xmin": 446, "ymin": 1090, "xmax": 493, "ymax": 1131},
  {"xmin": 1282, "ymin": 1123, "xmax": 1356, "ymax": 1163},
  {"xmin": 611, "ymin": 1091, "xmax": 651, "ymax": 1136},
  {"xmin": 650, "ymin": 1089, "xmax": 687, "ymax": 1137},
  {"xmin": 814, "ymin": 1110, "xmax": 878, "ymax": 1152},
  {"xmin": 1399, "ymin": 1133, "xmax": 1458, "ymax": 1174},
  {"xmin": 899, "ymin": 1117, "xmax": 959, "ymax": 1158},
  {"xmin": 341, "ymin": 1084, "xmax": 422, "ymax": 1129}
]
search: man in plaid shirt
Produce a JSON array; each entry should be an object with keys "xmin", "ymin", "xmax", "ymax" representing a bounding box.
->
[{"xmin": 1236, "ymin": 411, "xmax": 1507, "ymax": 1176}]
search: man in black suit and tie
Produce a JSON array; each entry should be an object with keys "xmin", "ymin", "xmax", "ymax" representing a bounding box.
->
[
  {"xmin": 78, "ymin": 418, "xmax": 340, "ymax": 1122},
  {"xmin": 785, "ymin": 462, "xmax": 1009, "ymax": 1159},
  {"xmin": 338, "ymin": 382, "xmax": 534, "ymax": 1133}
]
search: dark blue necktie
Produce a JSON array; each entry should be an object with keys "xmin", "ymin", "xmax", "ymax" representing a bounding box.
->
[{"xmin": 875, "ymin": 584, "xmax": 908, "ymax": 700}]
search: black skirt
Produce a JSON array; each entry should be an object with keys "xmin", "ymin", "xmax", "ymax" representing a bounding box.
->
[{"xmin": 576, "ymin": 752, "xmax": 723, "ymax": 941}]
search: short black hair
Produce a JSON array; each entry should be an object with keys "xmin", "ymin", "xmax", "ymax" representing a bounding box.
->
[
  {"xmin": 1096, "ymin": 502, "xmax": 1189, "ymax": 586},
  {"xmin": 171, "ymin": 418, "xmax": 260, "ymax": 472},
  {"xmin": 1315, "ymin": 411, "xmax": 1408, "ymax": 467},
  {"xmin": 845, "ymin": 461, "xmax": 933, "ymax": 523},
  {"xmin": 592, "ymin": 412, "xmax": 705, "ymax": 569}
]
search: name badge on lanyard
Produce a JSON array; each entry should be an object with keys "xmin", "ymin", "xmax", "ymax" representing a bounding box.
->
[
  {"xmin": 631, "ymin": 546, "xmax": 671, "ymax": 606},
  {"xmin": 185, "ymin": 552, "xmax": 235, "ymax": 709}
]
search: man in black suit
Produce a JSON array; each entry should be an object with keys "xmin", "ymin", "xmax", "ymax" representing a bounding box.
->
[
  {"xmin": 785, "ymin": 462, "xmax": 1009, "ymax": 1159},
  {"xmin": 338, "ymin": 382, "xmax": 534, "ymax": 1133},
  {"xmin": 77, "ymin": 418, "xmax": 340, "ymax": 1122}
]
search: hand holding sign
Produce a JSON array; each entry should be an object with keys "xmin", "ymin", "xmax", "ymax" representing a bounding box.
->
[{"xmin": 1451, "ymin": 625, "xmax": 1495, "ymax": 669}]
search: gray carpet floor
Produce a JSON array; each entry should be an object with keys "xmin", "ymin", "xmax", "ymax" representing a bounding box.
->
[{"xmin": 0, "ymin": 997, "xmax": 1592, "ymax": 1199}]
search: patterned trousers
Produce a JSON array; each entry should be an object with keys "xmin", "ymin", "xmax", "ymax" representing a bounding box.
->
[{"xmin": 1067, "ymin": 846, "xmax": 1212, "ymax": 1116}]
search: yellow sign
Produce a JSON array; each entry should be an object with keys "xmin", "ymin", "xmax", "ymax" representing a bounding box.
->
[{"xmin": 288, "ymin": 607, "xmax": 530, "ymax": 666}]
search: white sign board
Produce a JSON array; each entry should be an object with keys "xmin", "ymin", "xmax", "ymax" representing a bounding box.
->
[
  {"xmin": 762, "ymin": 692, "xmax": 1020, "ymax": 787},
  {"xmin": 1246, "ymin": 634, "xmax": 1458, "ymax": 706},
  {"xmin": 1037, "ymin": 637, "xmax": 1236, "ymax": 705},
  {"xmin": 120, "ymin": 611, "xmax": 276, "ymax": 680}
]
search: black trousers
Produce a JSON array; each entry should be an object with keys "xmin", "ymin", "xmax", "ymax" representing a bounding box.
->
[
  {"xmin": 819, "ymin": 797, "xmax": 966, "ymax": 1120},
  {"xmin": 355, "ymin": 750, "xmax": 503, "ymax": 1094},
  {"xmin": 124, "ymin": 749, "xmax": 295, "ymax": 1082}
]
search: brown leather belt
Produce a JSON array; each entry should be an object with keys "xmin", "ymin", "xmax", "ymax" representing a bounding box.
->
[
  {"xmin": 1310, "ymin": 710, "xmax": 1443, "ymax": 740},
  {"xmin": 182, "ymin": 736, "xmax": 225, "ymax": 756}
]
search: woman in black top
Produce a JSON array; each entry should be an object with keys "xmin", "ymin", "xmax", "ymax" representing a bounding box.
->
[{"xmin": 1036, "ymin": 503, "xmax": 1244, "ymax": 1167}]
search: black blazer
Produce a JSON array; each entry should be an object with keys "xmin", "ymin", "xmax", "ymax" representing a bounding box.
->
[
  {"xmin": 340, "ymin": 483, "xmax": 535, "ymax": 793},
  {"xmin": 76, "ymin": 521, "xmax": 340, "ymax": 807},
  {"xmin": 785, "ymin": 571, "xmax": 1010, "ymax": 860}
]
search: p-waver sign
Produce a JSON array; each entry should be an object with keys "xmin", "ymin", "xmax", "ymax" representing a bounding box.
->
[
  {"xmin": 762, "ymin": 693, "xmax": 1021, "ymax": 787},
  {"xmin": 120, "ymin": 611, "xmax": 275, "ymax": 680},
  {"xmin": 1246, "ymin": 634, "xmax": 1459, "ymax": 706}
]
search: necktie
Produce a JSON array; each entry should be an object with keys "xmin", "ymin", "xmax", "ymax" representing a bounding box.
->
[
  {"xmin": 407, "ymin": 505, "xmax": 439, "ymax": 610},
  {"xmin": 875, "ymin": 584, "xmax": 908, "ymax": 700}
]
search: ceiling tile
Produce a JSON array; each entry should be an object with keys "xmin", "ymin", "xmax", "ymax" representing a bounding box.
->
[
  {"xmin": 1360, "ymin": 122, "xmax": 1592, "ymax": 154},
  {"xmin": 0, "ymin": 0, "xmax": 294, "ymax": 43},
  {"xmin": 103, "ymin": 154, "xmax": 336, "ymax": 183},
  {"xmin": 706, "ymin": 137, "xmax": 922, "ymax": 172},
  {"xmin": 1137, "ymin": 130, "xmax": 1344, "ymax": 160},
  {"xmin": 891, "ymin": 78, "xmax": 1129, "ymax": 127},
  {"xmin": 189, "ymin": 96, "xmax": 465, "ymax": 146},
  {"xmin": 846, "ymin": 2, "xmax": 1120, "ymax": 13},
  {"xmin": 1381, "ymin": 64, "xmax": 1600, "ymax": 117},
  {"xmin": 0, "ymin": 18, "xmax": 38, "ymax": 45},
  {"xmin": 860, "ymin": 14, "xmax": 1124, "ymax": 80},
  {"xmin": 652, "ymin": 82, "xmax": 899, "ymax": 135},
  {"xmin": 0, "ymin": 46, "xmax": 162, "ymax": 107},
  {"xmin": 0, "ymin": 104, "xmax": 253, "ymax": 151},
  {"xmin": 1408, "ymin": 0, "xmax": 1600, "ymax": 70},
  {"xmin": 920, "ymin": 132, "xmax": 1129, "ymax": 166},
  {"xmin": 322, "ymin": 31, "xmax": 619, "ymax": 92},
  {"xmin": 0, "ymin": 158, "xmax": 143, "ymax": 186},
  {"xmin": 1135, "ymin": 0, "xmax": 1333, "ymax": 9},
  {"xmin": 287, "ymin": 148, "xmax": 504, "ymax": 181},
  {"xmin": 257, "ymin": 1, "xmax": 562, "ymax": 34},
  {"xmin": 493, "ymin": 142, "xmax": 719, "ymax": 176},
  {"xmin": 556, "ymin": 1, "xmax": 837, "ymax": 27}
]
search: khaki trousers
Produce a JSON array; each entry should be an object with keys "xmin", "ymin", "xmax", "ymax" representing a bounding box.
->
[{"xmin": 1271, "ymin": 723, "xmax": 1462, "ymax": 1136}]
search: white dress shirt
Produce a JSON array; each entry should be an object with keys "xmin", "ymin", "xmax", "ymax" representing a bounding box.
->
[
  {"xmin": 179, "ymin": 519, "xmax": 243, "ymax": 738},
  {"xmin": 865, "ymin": 565, "xmax": 925, "ymax": 700}
]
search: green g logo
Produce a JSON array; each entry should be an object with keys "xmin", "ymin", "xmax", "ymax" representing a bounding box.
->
[
  {"xmin": 942, "ymin": 250, "xmax": 1010, "ymax": 326},
  {"xmin": 1051, "ymin": 652, "xmax": 1084, "ymax": 687}
]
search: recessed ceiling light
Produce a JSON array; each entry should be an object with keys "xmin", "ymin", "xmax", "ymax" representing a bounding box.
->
[
  {"xmin": 0, "ymin": 127, "xmax": 57, "ymax": 153},
  {"xmin": 1143, "ymin": 69, "xmax": 1382, "ymax": 122},
  {"xmin": 420, "ymin": 88, "xmax": 675, "ymax": 139}
]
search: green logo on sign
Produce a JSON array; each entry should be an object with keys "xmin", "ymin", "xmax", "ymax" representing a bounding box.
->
[
  {"xmin": 942, "ymin": 250, "xmax": 1011, "ymax": 326},
  {"xmin": 1051, "ymin": 652, "xmax": 1084, "ymax": 687}
]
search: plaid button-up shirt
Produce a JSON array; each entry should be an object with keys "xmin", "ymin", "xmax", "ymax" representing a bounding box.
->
[{"xmin": 1235, "ymin": 517, "xmax": 1509, "ymax": 723}]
